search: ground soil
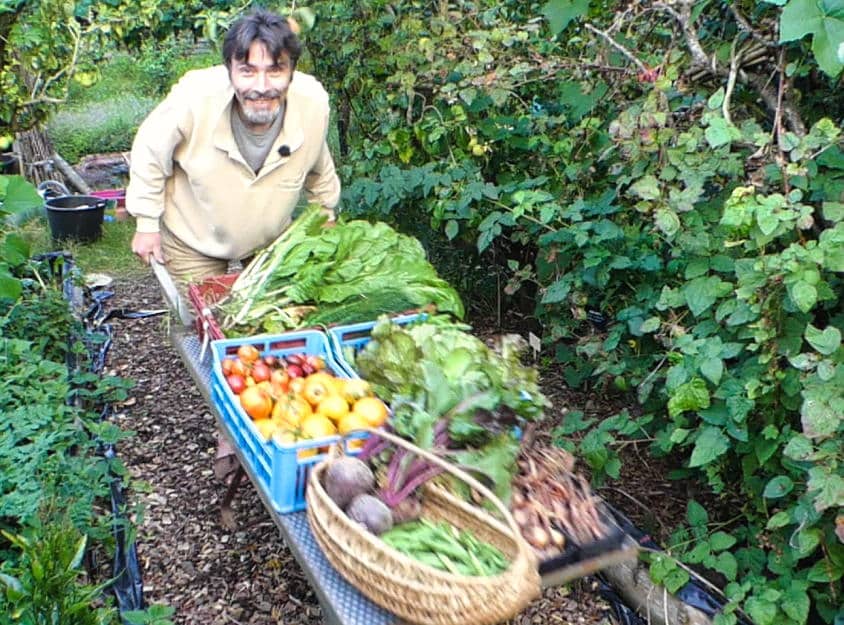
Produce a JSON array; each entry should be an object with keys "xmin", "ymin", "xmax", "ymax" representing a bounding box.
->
[{"xmin": 106, "ymin": 273, "xmax": 690, "ymax": 625}]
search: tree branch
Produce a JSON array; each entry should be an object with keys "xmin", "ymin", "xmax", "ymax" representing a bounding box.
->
[
  {"xmin": 654, "ymin": 0, "xmax": 806, "ymax": 136},
  {"xmin": 584, "ymin": 23, "xmax": 650, "ymax": 74}
]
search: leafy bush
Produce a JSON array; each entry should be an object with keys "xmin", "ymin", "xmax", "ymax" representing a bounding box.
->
[
  {"xmin": 306, "ymin": 1, "xmax": 844, "ymax": 622},
  {"xmin": 47, "ymin": 94, "xmax": 157, "ymax": 164},
  {"xmin": 0, "ymin": 251, "xmax": 135, "ymax": 623},
  {"xmin": 49, "ymin": 40, "xmax": 218, "ymax": 164}
]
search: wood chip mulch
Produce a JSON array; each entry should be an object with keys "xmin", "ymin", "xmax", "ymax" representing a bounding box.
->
[{"xmin": 107, "ymin": 273, "xmax": 621, "ymax": 625}]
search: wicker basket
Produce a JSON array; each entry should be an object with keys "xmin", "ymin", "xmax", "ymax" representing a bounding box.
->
[{"xmin": 306, "ymin": 428, "xmax": 541, "ymax": 625}]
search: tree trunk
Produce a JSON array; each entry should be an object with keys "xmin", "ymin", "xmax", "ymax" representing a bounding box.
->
[
  {"xmin": 14, "ymin": 127, "xmax": 67, "ymax": 187},
  {"xmin": 601, "ymin": 559, "xmax": 714, "ymax": 625}
]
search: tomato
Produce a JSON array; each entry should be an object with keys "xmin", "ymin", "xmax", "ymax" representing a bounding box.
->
[
  {"xmin": 272, "ymin": 395, "xmax": 312, "ymax": 429},
  {"xmin": 303, "ymin": 372, "xmax": 337, "ymax": 407},
  {"xmin": 316, "ymin": 395, "xmax": 350, "ymax": 422},
  {"xmin": 289, "ymin": 377, "xmax": 306, "ymax": 395},
  {"xmin": 237, "ymin": 344, "xmax": 261, "ymax": 364},
  {"xmin": 306, "ymin": 354, "xmax": 325, "ymax": 372},
  {"xmin": 221, "ymin": 358, "xmax": 237, "ymax": 376},
  {"xmin": 252, "ymin": 361, "xmax": 272, "ymax": 383},
  {"xmin": 352, "ymin": 397, "xmax": 389, "ymax": 427},
  {"xmin": 227, "ymin": 374, "xmax": 246, "ymax": 395},
  {"xmin": 240, "ymin": 385, "xmax": 272, "ymax": 420},
  {"xmin": 231, "ymin": 358, "xmax": 250, "ymax": 378}
]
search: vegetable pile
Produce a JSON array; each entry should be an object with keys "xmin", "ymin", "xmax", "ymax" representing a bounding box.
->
[
  {"xmin": 351, "ymin": 317, "xmax": 548, "ymax": 503},
  {"xmin": 321, "ymin": 455, "xmax": 509, "ymax": 576},
  {"xmin": 221, "ymin": 344, "xmax": 389, "ymax": 451},
  {"xmin": 217, "ymin": 205, "xmax": 464, "ymax": 335},
  {"xmin": 381, "ymin": 519, "xmax": 508, "ymax": 576},
  {"xmin": 510, "ymin": 445, "xmax": 610, "ymax": 560}
]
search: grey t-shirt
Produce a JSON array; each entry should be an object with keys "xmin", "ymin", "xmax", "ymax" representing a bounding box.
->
[{"xmin": 230, "ymin": 102, "xmax": 285, "ymax": 174}]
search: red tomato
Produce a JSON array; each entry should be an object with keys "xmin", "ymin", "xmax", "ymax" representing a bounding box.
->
[
  {"xmin": 252, "ymin": 361, "xmax": 272, "ymax": 383},
  {"xmin": 227, "ymin": 374, "xmax": 246, "ymax": 395}
]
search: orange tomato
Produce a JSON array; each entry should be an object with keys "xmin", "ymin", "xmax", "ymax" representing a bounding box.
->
[
  {"xmin": 237, "ymin": 344, "xmax": 260, "ymax": 364},
  {"xmin": 240, "ymin": 385, "xmax": 272, "ymax": 420},
  {"xmin": 352, "ymin": 396, "xmax": 389, "ymax": 427}
]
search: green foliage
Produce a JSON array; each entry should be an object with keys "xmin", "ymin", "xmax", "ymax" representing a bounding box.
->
[
  {"xmin": 0, "ymin": 253, "xmax": 138, "ymax": 623},
  {"xmin": 306, "ymin": 0, "xmax": 844, "ymax": 621},
  {"xmin": 48, "ymin": 94, "xmax": 156, "ymax": 164},
  {"xmin": 0, "ymin": 523, "xmax": 116, "ymax": 625},
  {"xmin": 122, "ymin": 604, "xmax": 176, "ymax": 625},
  {"xmin": 778, "ymin": 0, "xmax": 844, "ymax": 77}
]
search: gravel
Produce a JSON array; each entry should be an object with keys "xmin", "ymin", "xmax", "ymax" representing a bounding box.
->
[{"xmin": 108, "ymin": 273, "xmax": 619, "ymax": 625}]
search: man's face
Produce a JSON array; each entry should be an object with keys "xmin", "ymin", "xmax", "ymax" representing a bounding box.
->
[{"xmin": 229, "ymin": 41, "xmax": 293, "ymax": 129}]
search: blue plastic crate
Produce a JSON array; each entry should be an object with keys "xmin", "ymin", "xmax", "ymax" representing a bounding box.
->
[
  {"xmin": 327, "ymin": 313, "xmax": 424, "ymax": 377},
  {"xmin": 210, "ymin": 330, "xmax": 366, "ymax": 514}
]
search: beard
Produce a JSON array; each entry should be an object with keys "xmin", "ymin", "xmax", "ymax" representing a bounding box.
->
[{"xmin": 235, "ymin": 89, "xmax": 283, "ymax": 126}]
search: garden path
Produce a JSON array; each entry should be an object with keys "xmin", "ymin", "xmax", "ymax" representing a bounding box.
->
[{"xmin": 107, "ymin": 274, "xmax": 687, "ymax": 625}]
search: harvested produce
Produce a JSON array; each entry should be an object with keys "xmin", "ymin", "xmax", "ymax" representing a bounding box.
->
[
  {"xmin": 347, "ymin": 493, "xmax": 394, "ymax": 535},
  {"xmin": 220, "ymin": 348, "xmax": 389, "ymax": 453},
  {"xmin": 510, "ymin": 445, "xmax": 610, "ymax": 560},
  {"xmin": 380, "ymin": 519, "xmax": 508, "ymax": 576},
  {"xmin": 354, "ymin": 317, "xmax": 548, "ymax": 502},
  {"xmin": 216, "ymin": 204, "xmax": 464, "ymax": 335},
  {"xmin": 324, "ymin": 457, "xmax": 375, "ymax": 509}
]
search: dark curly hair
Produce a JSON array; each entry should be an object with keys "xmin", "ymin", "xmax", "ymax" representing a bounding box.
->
[{"xmin": 222, "ymin": 8, "xmax": 301, "ymax": 69}]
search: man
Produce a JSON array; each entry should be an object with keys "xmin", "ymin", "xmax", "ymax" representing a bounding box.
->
[
  {"xmin": 127, "ymin": 8, "xmax": 340, "ymax": 283},
  {"xmin": 126, "ymin": 8, "xmax": 340, "ymax": 490}
]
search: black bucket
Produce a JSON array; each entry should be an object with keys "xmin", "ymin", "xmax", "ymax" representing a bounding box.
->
[{"xmin": 45, "ymin": 195, "xmax": 107, "ymax": 243}]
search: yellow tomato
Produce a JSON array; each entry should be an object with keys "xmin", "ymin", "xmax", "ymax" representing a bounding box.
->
[
  {"xmin": 337, "ymin": 412, "xmax": 370, "ymax": 436},
  {"xmin": 253, "ymin": 419, "xmax": 277, "ymax": 441},
  {"xmin": 272, "ymin": 396, "xmax": 312, "ymax": 429},
  {"xmin": 352, "ymin": 396, "xmax": 389, "ymax": 427},
  {"xmin": 300, "ymin": 414, "xmax": 337, "ymax": 440},
  {"xmin": 316, "ymin": 395, "xmax": 350, "ymax": 422},
  {"xmin": 340, "ymin": 378, "xmax": 373, "ymax": 404},
  {"xmin": 302, "ymin": 372, "xmax": 337, "ymax": 407}
]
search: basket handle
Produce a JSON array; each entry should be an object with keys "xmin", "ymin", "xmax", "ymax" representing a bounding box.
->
[{"xmin": 362, "ymin": 427, "xmax": 531, "ymax": 556}]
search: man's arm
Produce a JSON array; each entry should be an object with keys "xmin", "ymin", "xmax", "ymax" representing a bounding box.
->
[{"xmin": 126, "ymin": 77, "xmax": 193, "ymax": 262}]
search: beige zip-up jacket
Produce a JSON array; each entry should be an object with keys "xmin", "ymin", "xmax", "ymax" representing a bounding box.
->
[{"xmin": 126, "ymin": 65, "xmax": 341, "ymax": 260}]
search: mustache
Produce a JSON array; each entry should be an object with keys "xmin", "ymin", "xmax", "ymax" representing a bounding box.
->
[{"xmin": 243, "ymin": 89, "xmax": 282, "ymax": 101}]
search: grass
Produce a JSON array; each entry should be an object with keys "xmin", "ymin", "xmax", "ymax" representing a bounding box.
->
[{"xmin": 21, "ymin": 216, "xmax": 144, "ymax": 278}]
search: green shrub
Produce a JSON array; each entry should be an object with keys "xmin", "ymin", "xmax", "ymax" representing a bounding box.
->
[
  {"xmin": 47, "ymin": 94, "xmax": 156, "ymax": 163},
  {"xmin": 51, "ymin": 39, "xmax": 218, "ymax": 163}
]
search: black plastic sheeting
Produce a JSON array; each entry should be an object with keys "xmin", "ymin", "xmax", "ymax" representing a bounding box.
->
[
  {"xmin": 41, "ymin": 252, "xmax": 166, "ymax": 617},
  {"xmin": 597, "ymin": 504, "xmax": 749, "ymax": 625}
]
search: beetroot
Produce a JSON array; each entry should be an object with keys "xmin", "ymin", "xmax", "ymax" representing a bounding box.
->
[
  {"xmin": 347, "ymin": 494, "xmax": 394, "ymax": 535},
  {"xmin": 324, "ymin": 457, "xmax": 375, "ymax": 509}
]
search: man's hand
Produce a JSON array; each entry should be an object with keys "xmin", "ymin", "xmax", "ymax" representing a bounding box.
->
[{"xmin": 131, "ymin": 232, "xmax": 165, "ymax": 264}]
